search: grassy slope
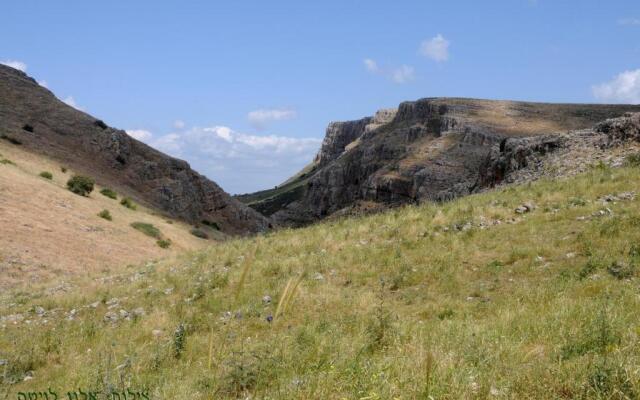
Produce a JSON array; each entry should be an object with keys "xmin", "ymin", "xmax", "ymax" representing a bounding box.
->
[
  {"xmin": 0, "ymin": 141, "xmax": 218, "ymax": 291},
  {"xmin": 3, "ymin": 163, "xmax": 640, "ymax": 398},
  {"xmin": 234, "ymin": 166, "xmax": 315, "ymax": 216}
]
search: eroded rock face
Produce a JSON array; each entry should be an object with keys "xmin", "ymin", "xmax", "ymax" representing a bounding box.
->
[
  {"xmin": 0, "ymin": 64, "xmax": 270, "ymax": 235},
  {"xmin": 266, "ymin": 98, "xmax": 640, "ymax": 226},
  {"xmin": 479, "ymin": 112, "xmax": 640, "ymax": 188}
]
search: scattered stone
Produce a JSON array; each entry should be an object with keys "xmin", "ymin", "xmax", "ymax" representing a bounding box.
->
[
  {"xmin": 89, "ymin": 301, "xmax": 100, "ymax": 308},
  {"xmin": 104, "ymin": 311, "xmax": 119, "ymax": 323},
  {"xmin": 312, "ymin": 272, "xmax": 325, "ymax": 281},
  {"xmin": 163, "ymin": 287, "xmax": 174, "ymax": 295},
  {"xmin": 34, "ymin": 306, "xmax": 45, "ymax": 316},
  {"xmin": 566, "ymin": 252, "xmax": 576, "ymax": 259},
  {"xmin": 119, "ymin": 309, "xmax": 130, "ymax": 319},
  {"xmin": 262, "ymin": 295, "xmax": 272, "ymax": 305},
  {"xmin": 132, "ymin": 307, "xmax": 145, "ymax": 317},
  {"xmin": 152, "ymin": 329, "xmax": 163, "ymax": 337},
  {"xmin": 0, "ymin": 359, "xmax": 7, "ymax": 366},
  {"xmin": 266, "ymin": 315, "xmax": 273, "ymax": 323},
  {"xmin": 234, "ymin": 311, "xmax": 243, "ymax": 320},
  {"xmin": 515, "ymin": 202, "xmax": 535, "ymax": 214}
]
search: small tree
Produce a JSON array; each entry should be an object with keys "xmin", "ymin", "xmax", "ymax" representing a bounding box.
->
[{"xmin": 67, "ymin": 175, "xmax": 95, "ymax": 196}]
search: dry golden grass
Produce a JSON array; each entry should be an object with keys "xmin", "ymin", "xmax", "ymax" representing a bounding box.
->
[{"xmin": 0, "ymin": 141, "xmax": 212, "ymax": 291}]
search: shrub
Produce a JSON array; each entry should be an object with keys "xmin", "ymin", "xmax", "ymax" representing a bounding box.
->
[
  {"xmin": 39, "ymin": 171, "xmax": 53, "ymax": 180},
  {"xmin": 173, "ymin": 323, "xmax": 186, "ymax": 359},
  {"xmin": 22, "ymin": 124, "xmax": 34, "ymax": 133},
  {"xmin": 93, "ymin": 120, "xmax": 108, "ymax": 130},
  {"xmin": 66, "ymin": 175, "xmax": 94, "ymax": 196},
  {"xmin": 98, "ymin": 210, "xmax": 112, "ymax": 221},
  {"xmin": 131, "ymin": 222, "xmax": 161, "ymax": 238},
  {"xmin": 201, "ymin": 220, "xmax": 220, "ymax": 230},
  {"xmin": 0, "ymin": 158, "xmax": 16, "ymax": 165},
  {"xmin": 607, "ymin": 261, "xmax": 634, "ymax": 280},
  {"xmin": 190, "ymin": 228, "xmax": 209, "ymax": 239},
  {"xmin": 0, "ymin": 134, "xmax": 22, "ymax": 145},
  {"xmin": 120, "ymin": 197, "xmax": 137, "ymax": 210},
  {"xmin": 157, "ymin": 239, "xmax": 172, "ymax": 249},
  {"xmin": 100, "ymin": 188, "xmax": 118, "ymax": 200},
  {"xmin": 624, "ymin": 153, "xmax": 640, "ymax": 167},
  {"xmin": 60, "ymin": 166, "xmax": 67, "ymax": 173}
]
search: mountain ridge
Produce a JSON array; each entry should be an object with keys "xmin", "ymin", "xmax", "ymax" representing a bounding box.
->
[
  {"xmin": 0, "ymin": 64, "xmax": 270, "ymax": 235},
  {"xmin": 238, "ymin": 97, "xmax": 640, "ymax": 226}
]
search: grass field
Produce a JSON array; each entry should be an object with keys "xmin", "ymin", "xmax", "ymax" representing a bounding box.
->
[{"xmin": 3, "ymin": 162, "xmax": 640, "ymax": 399}]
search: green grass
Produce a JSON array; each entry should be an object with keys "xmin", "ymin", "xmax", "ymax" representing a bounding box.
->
[
  {"xmin": 99, "ymin": 188, "xmax": 118, "ymax": 199},
  {"xmin": 3, "ymin": 165, "xmax": 640, "ymax": 398},
  {"xmin": 0, "ymin": 158, "xmax": 16, "ymax": 165},
  {"xmin": 130, "ymin": 222, "xmax": 161, "ymax": 238}
]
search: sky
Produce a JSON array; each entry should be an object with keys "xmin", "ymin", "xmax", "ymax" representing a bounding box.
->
[{"xmin": 1, "ymin": 0, "xmax": 639, "ymax": 194}]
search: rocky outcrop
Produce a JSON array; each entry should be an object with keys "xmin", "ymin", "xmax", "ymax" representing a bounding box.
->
[
  {"xmin": 479, "ymin": 112, "xmax": 640, "ymax": 188},
  {"xmin": 256, "ymin": 98, "xmax": 640, "ymax": 226},
  {"xmin": 0, "ymin": 64, "xmax": 270, "ymax": 235}
]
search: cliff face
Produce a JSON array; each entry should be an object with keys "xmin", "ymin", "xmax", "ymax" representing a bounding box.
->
[
  {"xmin": 241, "ymin": 97, "xmax": 640, "ymax": 226},
  {"xmin": 0, "ymin": 64, "xmax": 270, "ymax": 235}
]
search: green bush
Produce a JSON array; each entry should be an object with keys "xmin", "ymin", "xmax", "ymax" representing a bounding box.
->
[
  {"xmin": 0, "ymin": 158, "xmax": 16, "ymax": 165},
  {"xmin": 39, "ymin": 171, "xmax": 53, "ymax": 180},
  {"xmin": 97, "ymin": 210, "xmax": 112, "ymax": 221},
  {"xmin": 60, "ymin": 166, "xmax": 67, "ymax": 173},
  {"xmin": 190, "ymin": 228, "xmax": 209, "ymax": 239},
  {"xmin": 100, "ymin": 188, "xmax": 118, "ymax": 199},
  {"xmin": 157, "ymin": 239, "xmax": 172, "ymax": 249},
  {"xmin": 120, "ymin": 197, "xmax": 137, "ymax": 210},
  {"xmin": 201, "ymin": 220, "xmax": 220, "ymax": 230},
  {"xmin": 66, "ymin": 175, "xmax": 95, "ymax": 196},
  {"xmin": 131, "ymin": 222, "xmax": 161, "ymax": 238}
]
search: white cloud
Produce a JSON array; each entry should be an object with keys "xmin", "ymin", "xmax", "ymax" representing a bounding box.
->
[
  {"xmin": 363, "ymin": 58, "xmax": 379, "ymax": 73},
  {"xmin": 126, "ymin": 129, "xmax": 154, "ymax": 142},
  {"xmin": 391, "ymin": 65, "xmax": 415, "ymax": 84},
  {"xmin": 149, "ymin": 125, "xmax": 321, "ymax": 193},
  {"xmin": 1, "ymin": 60, "xmax": 27, "ymax": 72},
  {"xmin": 592, "ymin": 69, "xmax": 640, "ymax": 104},
  {"xmin": 419, "ymin": 34, "xmax": 450, "ymax": 62},
  {"xmin": 173, "ymin": 120, "xmax": 185, "ymax": 129},
  {"xmin": 618, "ymin": 18, "xmax": 640, "ymax": 26},
  {"xmin": 364, "ymin": 58, "xmax": 415, "ymax": 84},
  {"xmin": 247, "ymin": 108, "xmax": 297, "ymax": 129},
  {"xmin": 62, "ymin": 96, "xmax": 84, "ymax": 111}
]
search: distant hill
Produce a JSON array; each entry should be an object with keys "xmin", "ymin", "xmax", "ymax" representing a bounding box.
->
[
  {"xmin": 238, "ymin": 98, "xmax": 640, "ymax": 226},
  {"xmin": 0, "ymin": 64, "xmax": 270, "ymax": 235}
]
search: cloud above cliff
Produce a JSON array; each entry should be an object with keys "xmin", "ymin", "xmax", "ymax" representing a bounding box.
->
[
  {"xmin": 1, "ymin": 60, "xmax": 27, "ymax": 72},
  {"xmin": 130, "ymin": 124, "xmax": 321, "ymax": 193},
  {"xmin": 592, "ymin": 69, "xmax": 640, "ymax": 104},
  {"xmin": 363, "ymin": 58, "xmax": 415, "ymax": 84},
  {"xmin": 248, "ymin": 108, "xmax": 297, "ymax": 129},
  {"xmin": 420, "ymin": 34, "xmax": 450, "ymax": 62}
]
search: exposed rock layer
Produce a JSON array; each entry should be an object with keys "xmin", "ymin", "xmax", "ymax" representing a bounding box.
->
[{"xmin": 0, "ymin": 65, "xmax": 269, "ymax": 235}]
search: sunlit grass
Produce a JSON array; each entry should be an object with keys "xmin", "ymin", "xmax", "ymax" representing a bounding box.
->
[{"xmin": 2, "ymin": 165, "xmax": 640, "ymax": 398}]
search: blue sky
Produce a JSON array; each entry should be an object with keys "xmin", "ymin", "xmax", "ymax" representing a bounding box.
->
[{"xmin": 2, "ymin": 0, "xmax": 639, "ymax": 193}]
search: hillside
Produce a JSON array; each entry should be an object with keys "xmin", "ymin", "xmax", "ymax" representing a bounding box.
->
[
  {"xmin": 0, "ymin": 138, "xmax": 218, "ymax": 292},
  {"xmin": 0, "ymin": 64, "xmax": 269, "ymax": 235},
  {"xmin": 238, "ymin": 99, "xmax": 640, "ymax": 226},
  {"xmin": 3, "ymin": 156, "xmax": 640, "ymax": 398}
]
